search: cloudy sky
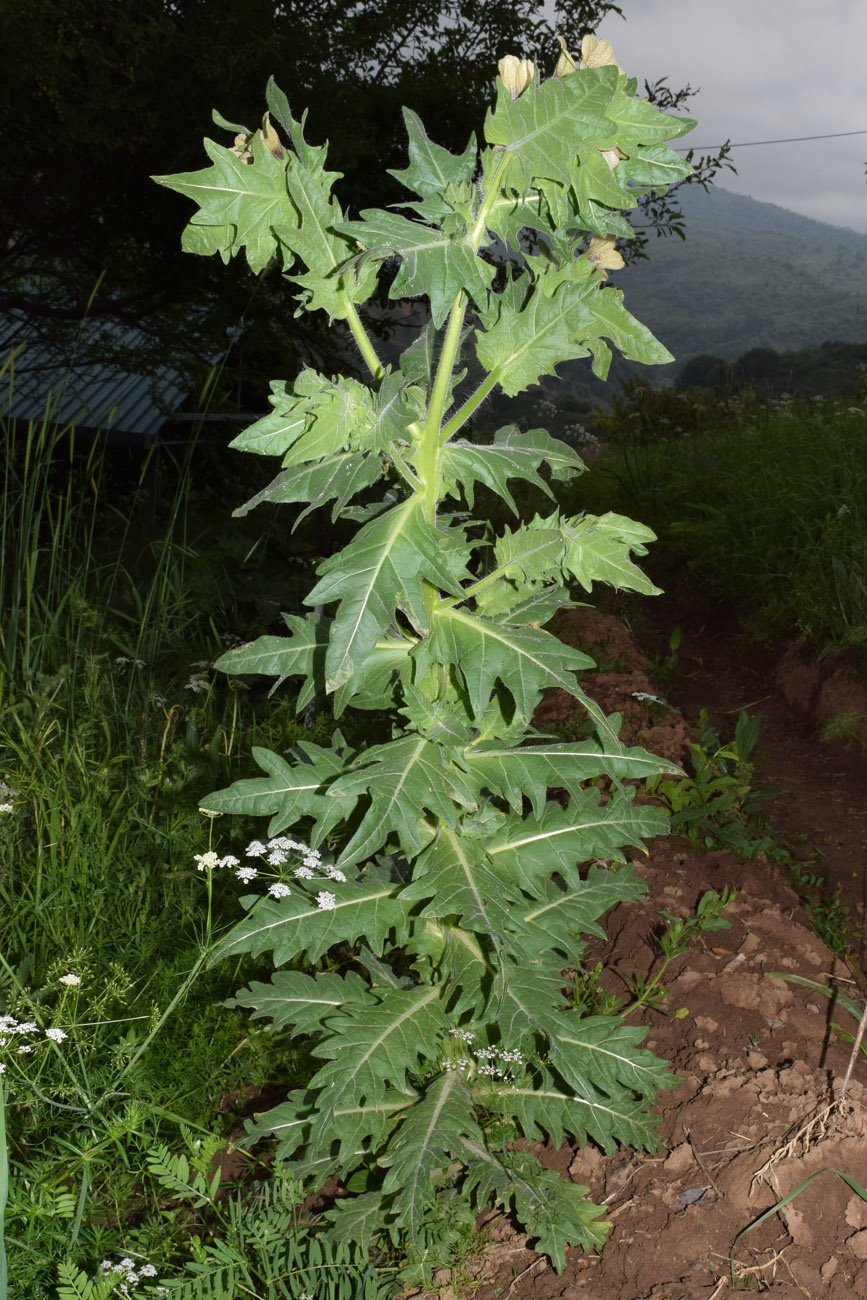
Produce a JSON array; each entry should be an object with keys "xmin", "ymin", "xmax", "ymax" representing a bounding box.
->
[{"xmin": 592, "ymin": 0, "xmax": 867, "ymax": 233}]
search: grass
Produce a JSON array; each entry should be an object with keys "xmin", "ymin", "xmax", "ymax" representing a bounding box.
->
[
  {"xmin": 573, "ymin": 388, "xmax": 867, "ymax": 651},
  {"xmin": 0, "ymin": 369, "xmax": 352, "ymax": 1297}
]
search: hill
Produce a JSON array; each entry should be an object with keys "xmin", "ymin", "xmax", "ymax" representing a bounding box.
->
[{"xmin": 620, "ymin": 184, "xmax": 867, "ymax": 372}]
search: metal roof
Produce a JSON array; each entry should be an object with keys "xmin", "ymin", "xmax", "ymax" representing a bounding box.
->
[{"xmin": 1, "ymin": 318, "xmax": 192, "ymax": 445}]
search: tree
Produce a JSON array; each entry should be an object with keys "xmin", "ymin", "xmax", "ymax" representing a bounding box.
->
[{"xmin": 0, "ymin": 1, "xmax": 729, "ymax": 398}]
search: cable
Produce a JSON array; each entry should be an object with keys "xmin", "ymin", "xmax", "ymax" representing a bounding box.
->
[{"xmin": 674, "ymin": 128, "xmax": 867, "ymax": 152}]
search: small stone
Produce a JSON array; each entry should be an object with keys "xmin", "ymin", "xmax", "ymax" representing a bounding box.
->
[
  {"xmin": 747, "ymin": 1051, "xmax": 769, "ymax": 1069},
  {"xmin": 848, "ymin": 1229, "xmax": 867, "ymax": 1261},
  {"xmin": 821, "ymin": 1256, "xmax": 839, "ymax": 1280},
  {"xmin": 846, "ymin": 1196, "xmax": 867, "ymax": 1230},
  {"xmin": 663, "ymin": 1142, "xmax": 695, "ymax": 1174}
]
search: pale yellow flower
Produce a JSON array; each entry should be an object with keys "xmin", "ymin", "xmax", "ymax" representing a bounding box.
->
[
  {"xmin": 580, "ymin": 34, "xmax": 624, "ymax": 74},
  {"xmin": 553, "ymin": 35, "xmax": 577, "ymax": 78},
  {"xmin": 498, "ymin": 55, "xmax": 535, "ymax": 100},
  {"xmin": 585, "ymin": 235, "xmax": 625, "ymax": 280}
]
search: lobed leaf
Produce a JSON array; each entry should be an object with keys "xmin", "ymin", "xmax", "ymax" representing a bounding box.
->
[{"xmin": 307, "ymin": 498, "xmax": 466, "ymax": 691}]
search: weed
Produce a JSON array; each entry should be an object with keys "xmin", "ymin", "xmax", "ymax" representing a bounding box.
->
[{"xmin": 646, "ymin": 709, "xmax": 781, "ymax": 858}]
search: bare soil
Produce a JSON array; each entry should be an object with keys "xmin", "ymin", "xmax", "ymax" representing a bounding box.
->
[{"xmin": 410, "ymin": 602, "xmax": 867, "ymax": 1300}]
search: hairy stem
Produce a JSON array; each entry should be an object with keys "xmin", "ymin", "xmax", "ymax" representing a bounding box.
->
[{"xmin": 346, "ymin": 300, "xmax": 386, "ymax": 382}]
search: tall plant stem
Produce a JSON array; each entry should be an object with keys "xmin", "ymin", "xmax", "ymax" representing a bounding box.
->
[{"xmin": 346, "ymin": 300, "xmax": 385, "ymax": 382}]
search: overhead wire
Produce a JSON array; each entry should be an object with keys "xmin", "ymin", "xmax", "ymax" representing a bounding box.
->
[{"xmin": 674, "ymin": 128, "xmax": 867, "ymax": 152}]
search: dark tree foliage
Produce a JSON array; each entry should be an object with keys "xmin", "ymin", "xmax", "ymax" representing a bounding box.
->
[{"xmin": 0, "ymin": 1, "xmax": 728, "ymax": 398}]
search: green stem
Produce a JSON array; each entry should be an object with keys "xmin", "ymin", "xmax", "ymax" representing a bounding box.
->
[
  {"xmin": 345, "ymin": 300, "xmax": 385, "ymax": 382},
  {"xmin": 416, "ymin": 148, "xmax": 515, "ymax": 522},
  {"xmin": 0, "ymin": 1081, "xmax": 7, "ymax": 1300},
  {"xmin": 439, "ymin": 370, "xmax": 499, "ymax": 444},
  {"xmin": 390, "ymin": 447, "xmax": 422, "ymax": 492},
  {"xmin": 101, "ymin": 946, "xmax": 211, "ymax": 1100},
  {"xmin": 418, "ymin": 291, "xmax": 468, "ymax": 522}
]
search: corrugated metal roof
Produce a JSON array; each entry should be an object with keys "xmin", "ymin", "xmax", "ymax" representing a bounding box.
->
[{"xmin": 1, "ymin": 319, "xmax": 192, "ymax": 443}]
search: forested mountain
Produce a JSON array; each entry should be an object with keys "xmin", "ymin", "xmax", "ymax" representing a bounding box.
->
[{"xmin": 623, "ymin": 184, "xmax": 867, "ymax": 370}]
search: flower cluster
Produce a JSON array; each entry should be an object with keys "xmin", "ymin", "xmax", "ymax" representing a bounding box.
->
[
  {"xmin": 99, "ymin": 1257, "xmax": 164, "ymax": 1298},
  {"xmin": 185, "ymin": 661, "xmax": 212, "ymax": 694},
  {"xmin": 194, "ymin": 836, "xmax": 347, "ymax": 909},
  {"xmin": 0, "ymin": 1014, "xmax": 69, "ymax": 1074},
  {"xmin": 441, "ymin": 1027, "xmax": 526, "ymax": 1086},
  {"xmin": 0, "ymin": 777, "xmax": 18, "ymax": 815}
]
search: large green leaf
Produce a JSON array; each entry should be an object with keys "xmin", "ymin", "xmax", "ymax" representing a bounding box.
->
[
  {"xmin": 441, "ymin": 425, "xmax": 584, "ymax": 512},
  {"xmin": 209, "ymin": 868, "xmax": 406, "ymax": 967},
  {"xmin": 198, "ymin": 741, "xmax": 355, "ymax": 842},
  {"xmin": 329, "ymin": 735, "xmax": 476, "ymax": 869},
  {"xmin": 246, "ymin": 1087, "xmax": 411, "ymax": 1168},
  {"xmin": 227, "ymin": 380, "xmax": 306, "ymax": 457},
  {"xmin": 234, "ymin": 450, "xmax": 382, "ymax": 525},
  {"xmin": 484, "ymin": 67, "xmax": 620, "ymax": 192},
  {"xmin": 389, "ymin": 108, "xmax": 477, "ymax": 213},
  {"xmin": 516, "ymin": 862, "xmax": 646, "ymax": 956},
  {"xmin": 467, "ymin": 738, "xmax": 679, "ymax": 818},
  {"xmin": 230, "ymin": 969, "xmax": 373, "ymax": 1035},
  {"xmin": 487, "ymin": 791, "xmax": 669, "ymax": 878},
  {"xmin": 583, "ymin": 288, "xmax": 674, "ymax": 367},
  {"xmin": 307, "ymin": 499, "xmax": 466, "ymax": 691},
  {"xmin": 400, "ymin": 828, "xmax": 522, "ymax": 941},
  {"xmin": 381, "ymin": 1071, "xmax": 483, "ymax": 1234},
  {"xmin": 309, "ymin": 985, "xmax": 448, "ymax": 1106},
  {"xmin": 153, "ymin": 131, "xmax": 297, "ymax": 274},
  {"xmin": 562, "ymin": 510, "xmax": 662, "ymax": 594},
  {"xmin": 463, "ymin": 1144, "xmax": 609, "ymax": 1271},
  {"xmin": 475, "ymin": 274, "xmax": 596, "ymax": 396},
  {"xmin": 339, "ymin": 208, "xmax": 494, "ymax": 327},
  {"xmin": 215, "ymin": 612, "xmax": 328, "ymax": 708},
  {"xmin": 420, "ymin": 604, "xmax": 593, "ymax": 722},
  {"xmin": 282, "ymin": 157, "xmax": 379, "ymax": 318}
]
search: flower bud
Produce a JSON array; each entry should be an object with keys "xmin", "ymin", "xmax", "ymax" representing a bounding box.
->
[
  {"xmin": 580, "ymin": 34, "xmax": 624, "ymax": 74},
  {"xmin": 260, "ymin": 111, "xmax": 285, "ymax": 161},
  {"xmin": 585, "ymin": 235, "xmax": 625, "ymax": 280},
  {"xmin": 553, "ymin": 35, "xmax": 577, "ymax": 78},
  {"xmin": 229, "ymin": 131, "xmax": 253, "ymax": 166},
  {"xmin": 498, "ymin": 55, "xmax": 535, "ymax": 100}
]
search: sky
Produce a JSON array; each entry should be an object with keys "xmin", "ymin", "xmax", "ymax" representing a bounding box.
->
[{"xmin": 591, "ymin": 0, "xmax": 867, "ymax": 234}]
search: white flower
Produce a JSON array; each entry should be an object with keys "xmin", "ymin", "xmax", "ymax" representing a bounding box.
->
[
  {"xmin": 45, "ymin": 1026, "xmax": 68, "ymax": 1043},
  {"xmin": 15, "ymin": 1021, "xmax": 37, "ymax": 1034},
  {"xmin": 0, "ymin": 1062, "xmax": 5, "ymax": 1074},
  {"xmin": 632, "ymin": 691, "xmax": 665, "ymax": 704},
  {"xmin": 268, "ymin": 882, "xmax": 292, "ymax": 900},
  {"xmin": 246, "ymin": 839, "xmax": 267, "ymax": 857},
  {"xmin": 0, "ymin": 803, "xmax": 13, "ymax": 814},
  {"xmin": 235, "ymin": 866, "xmax": 258, "ymax": 882},
  {"xmin": 194, "ymin": 851, "xmax": 220, "ymax": 872},
  {"xmin": 17, "ymin": 1043, "xmax": 32, "ymax": 1053},
  {"xmin": 59, "ymin": 973, "xmax": 81, "ymax": 987},
  {"xmin": 219, "ymin": 855, "xmax": 239, "ymax": 869},
  {"xmin": 324, "ymin": 866, "xmax": 346, "ymax": 883},
  {"xmin": 267, "ymin": 848, "xmax": 287, "ymax": 865},
  {"xmin": 293, "ymin": 865, "xmax": 314, "ymax": 879},
  {"xmin": 316, "ymin": 890, "xmax": 337, "ymax": 911}
]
